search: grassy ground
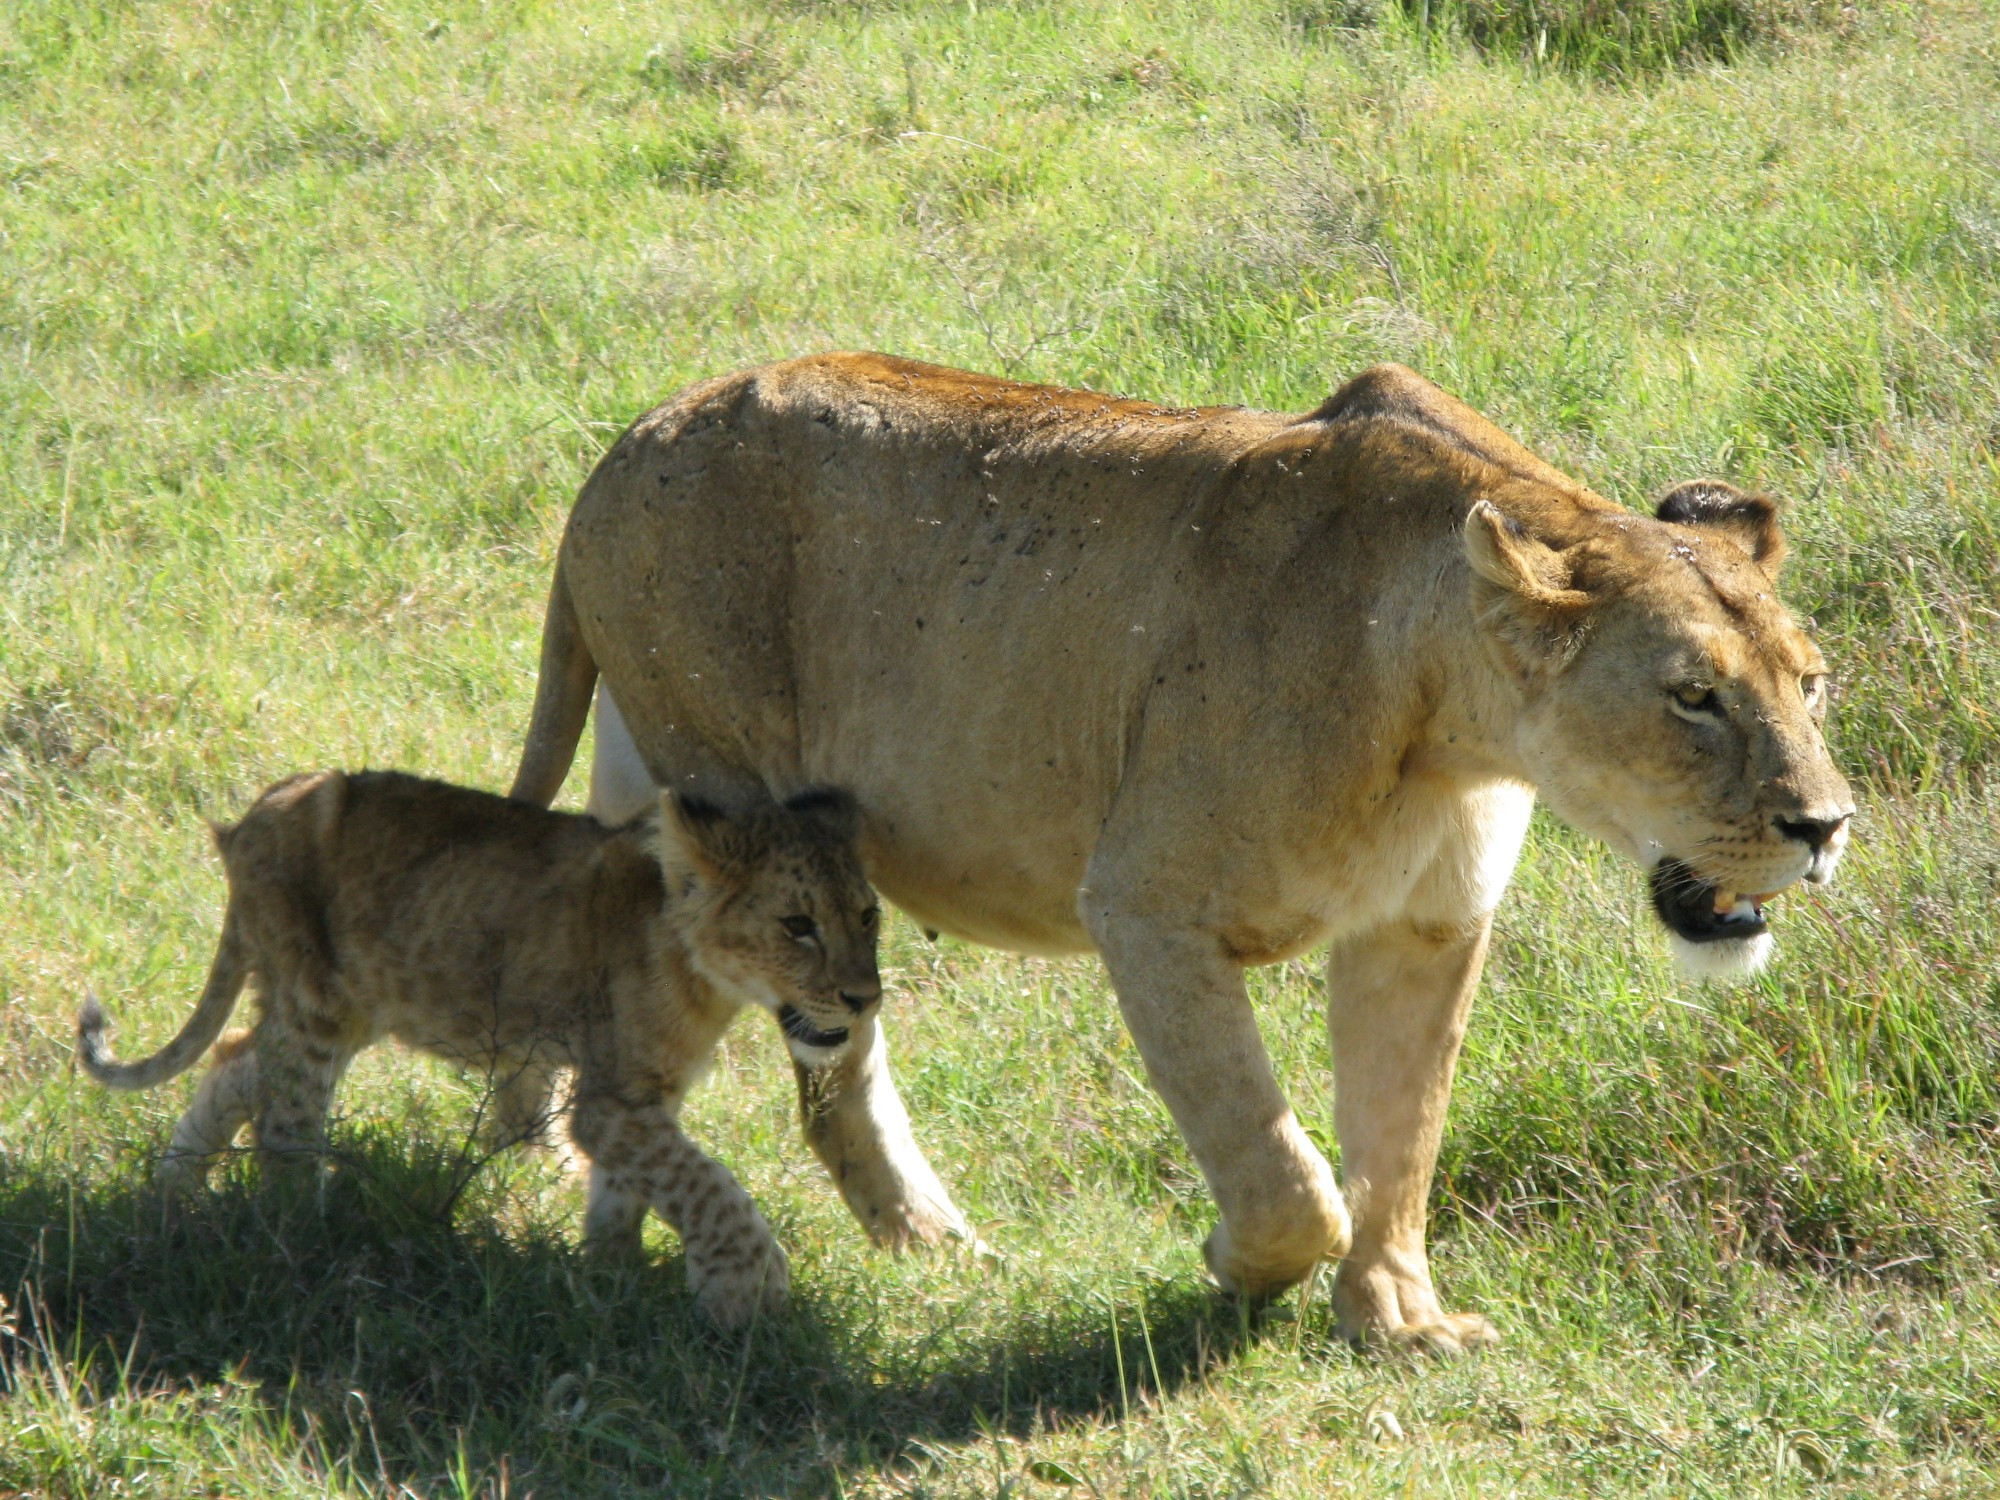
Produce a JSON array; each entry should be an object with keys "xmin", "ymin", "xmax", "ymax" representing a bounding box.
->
[{"xmin": 3, "ymin": 0, "xmax": 1998, "ymax": 1493}]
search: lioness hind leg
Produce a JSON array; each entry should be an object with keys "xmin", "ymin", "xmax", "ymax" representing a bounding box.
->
[
  {"xmin": 158, "ymin": 1028, "xmax": 259, "ymax": 1195},
  {"xmin": 793, "ymin": 1014, "xmax": 974, "ymax": 1251},
  {"xmin": 483, "ymin": 1055, "xmax": 564, "ymax": 1152},
  {"xmin": 582, "ymin": 685, "xmax": 656, "ymax": 825},
  {"xmin": 571, "ymin": 1094, "xmax": 789, "ymax": 1331}
]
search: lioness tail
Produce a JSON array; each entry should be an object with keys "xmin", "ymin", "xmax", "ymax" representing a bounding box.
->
[
  {"xmin": 509, "ymin": 556, "xmax": 599, "ymax": 809},
  {"xmin": 76, "ymin": 905, "xmax": 250, "ymax": 1090}
]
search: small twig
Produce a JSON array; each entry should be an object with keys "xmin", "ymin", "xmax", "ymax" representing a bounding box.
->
[{"xmin": 894, "ymin": 129, "xmax": 1002, "ymax": 156}]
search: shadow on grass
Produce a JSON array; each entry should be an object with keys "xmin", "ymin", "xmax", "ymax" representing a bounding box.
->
[{"xmin": 0, "ymin": 1132, "xmax": 1279, "ymax": 1497}]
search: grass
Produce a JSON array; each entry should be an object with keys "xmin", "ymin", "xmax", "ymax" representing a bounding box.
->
[
  {"xmin": 2, "ymin": 0, "xmax": 1998, "ymax": 1493},
  {"xmin": 1378, "ymin": 0, "xmax": 1862, "ymax": 74}
]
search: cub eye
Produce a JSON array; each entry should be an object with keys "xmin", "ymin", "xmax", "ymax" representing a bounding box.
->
[
  {"xmin": 861, "ymin": 906, "xmax": 880, "ymax": 930},
  {"xmin": 781, "ymin": 915, "xmax": 819, "ymax": 941},
  {"xmin": 1801, "ymin": 673, "xmax": 1827, "ymax": 707},
  {"xmin": 1669, "ymin": 684, "xmax": 1721, "ymax": 718}
]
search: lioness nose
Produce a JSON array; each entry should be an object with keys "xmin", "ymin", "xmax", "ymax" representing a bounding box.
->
[
  {"xmin": 839, "ymin": 983, "xmax": 880, "ymax": 1014},
  {"xmin": 1775, "ymin": 813, "xmax": 1849, "ymax": 850}
]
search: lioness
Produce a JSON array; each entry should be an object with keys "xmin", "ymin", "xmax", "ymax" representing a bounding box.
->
[
  {"xmin": 508, "ymin": 354, "xmax": 1854, "ymax": 1350},
  {"xmin": 77, "ymin": 769, "xmax": 882, "ymax": 1328}
]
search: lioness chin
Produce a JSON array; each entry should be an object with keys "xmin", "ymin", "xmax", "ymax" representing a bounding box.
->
[
  {"xmin": 509, "ymin": 353, "xmax": 1854, "ymax": 1350},
  {"xmin": 77, "ymin": 770, "xmax": 882, "ymax": 1330}
]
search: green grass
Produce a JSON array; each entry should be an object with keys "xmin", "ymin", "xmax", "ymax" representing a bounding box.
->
[
  {"xmin": 1378, "ymin": 0, "xmax": 1862, "ymax": 74},
  {"xmin": 3, "ymin": 0, "xmax": 1998, "ymax": 1493}
]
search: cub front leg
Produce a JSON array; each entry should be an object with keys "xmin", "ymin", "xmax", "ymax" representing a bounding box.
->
[
  {"xmin": 1326, "ymin": 912, "xmax": 1498, "ymax": 1354},
  {"xmin": 792, "ymin": 1013, "xmax": 973, "ymax": 1250},
  {"xmin": 571, "ymin": 1094, "xmax": 788, "ymax": 1330}
]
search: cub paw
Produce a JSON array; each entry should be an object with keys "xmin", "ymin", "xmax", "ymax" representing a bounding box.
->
[
  {"xmin": 580, "ymin": 1173, "xmax": 647, "ymax": 1261},
  {"xmin": 154, "ymin": 1151, "xmax": 213, "ymax": 1200},
  {"xmin": 688, "ymin": 1238, "xmax": 791, "ymax": 1331},
  {"xmin": 581, "ymin": 1220, "xmax": 647, "ymax": 1264}
]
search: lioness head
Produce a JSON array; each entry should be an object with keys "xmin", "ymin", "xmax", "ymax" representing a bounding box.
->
[
  {"xmin": 657, "ymin": 786, "xmax": 882, "ymax": 1060},
  {"xmin": 1466, "ymin": 481, "xmax": 1854, "ymax": 979}
]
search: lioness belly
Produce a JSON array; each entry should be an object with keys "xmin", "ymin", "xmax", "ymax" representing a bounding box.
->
[
  {"xmin": 567, "ymin": 363, "xmax": 1248, "ymax": 950},
  {"xmin": 562, "ymin": 353, "xmax": 1472, "ymax": 958}
]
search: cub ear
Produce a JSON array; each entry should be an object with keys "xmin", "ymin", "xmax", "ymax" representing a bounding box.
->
[
  {"xmin": 782, "ymin": 785, "xmax": 860, "ymax": 844},
  {"xmin": 658, "ymin": 791, "xmax": 746, "ymax": 883},
  {"xmin": 1462, "ymin": 501, "xmax": 1593, "ymax": 675},
  {"xmin": 1656, "ymin": 480, "xmax": 1786, "ymax": 574}
]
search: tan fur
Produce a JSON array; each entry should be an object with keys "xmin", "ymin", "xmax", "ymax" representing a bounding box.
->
[
  {"xmin": 77, "ymin": 770, "xmax": 881, "ymax": 1330},
  {"xmin": 509, "ymin": 354, "xmax": 1853, "ymax": 1349}
]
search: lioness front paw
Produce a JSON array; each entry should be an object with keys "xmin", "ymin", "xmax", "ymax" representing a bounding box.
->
[
  {"xmin": 688, "ymin": 1238, "xmax": 791, "ymax": 1331},
  {"xmin": 1351, "ymin": 1310, "xmax": 1498, "ymax": 1356},
  {"xmin": 1202, "ymin": 1194, "xmax": 1350, "ymax": 1301},
  {"xmin": 1332, "ymin": 1262, "xmax": 1497, "ymax": 1356}
]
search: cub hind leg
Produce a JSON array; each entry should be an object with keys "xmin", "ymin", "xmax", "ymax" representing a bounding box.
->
[
  {"xmin": 158, "ymin": 1028, "xmax": 259, "ymax": 1196},
  {"xmin": 571, "ymin": 1093, "xmax": 788, "ymax": 1330},
  {"xmin": 248, "ymin": 1001, "xmax": 356, "ymax": 1188},
  {"xmin": 581, "ymin": 1157, "xmax": 647, "ymax": 1260}
]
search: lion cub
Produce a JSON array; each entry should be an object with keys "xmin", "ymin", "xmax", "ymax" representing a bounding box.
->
[{"xmin": 77, "ymin": 769, "xmax": 882, "ymax": 1328}]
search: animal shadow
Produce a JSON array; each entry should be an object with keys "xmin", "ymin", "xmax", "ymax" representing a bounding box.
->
[{"xmin": 0, "ymin": 1127, "xmax": 1290, "ymax": 1497}]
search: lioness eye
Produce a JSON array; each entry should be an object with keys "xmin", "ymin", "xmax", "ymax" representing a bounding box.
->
[
  {"xmin": 1671, "ymin": 684, "xmax": 1720, "ymax": 717},
  {"xmin": 781, "ymin": 915, "xmax": 819, "ymax": 941},
  {"xmin": 861, "ymin": 906, "xmax": 881, "ymax": 931},
  {"xmin": 1801, "ymin": 673, "xmax": 1826, "ymax": 705}
]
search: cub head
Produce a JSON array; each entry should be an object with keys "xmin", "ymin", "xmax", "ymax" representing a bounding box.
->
[
  {"xmin": 656, "ymin": 786, "xmax": 882, "ymax": 1061},
  {"xmin": 1465, "ymin": 481, "xmax": 1854, "ymax": 980}
]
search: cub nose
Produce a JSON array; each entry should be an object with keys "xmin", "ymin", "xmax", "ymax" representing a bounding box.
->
[
  {"xmin": 838, "ymin": 982, "xmax": 881, "ymax": 1014},
  {"xmin": 1775, "ymin": 812, "xmax": 1849, "ymax": 851}
]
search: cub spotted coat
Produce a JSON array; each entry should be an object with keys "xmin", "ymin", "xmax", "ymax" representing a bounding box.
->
[{"xmin": 77, "ymin": 770, "xmax": 881, "ymax": 1328}]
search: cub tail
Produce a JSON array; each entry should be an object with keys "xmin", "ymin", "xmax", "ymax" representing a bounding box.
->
[{"xmin": 77, "ymin": 906, "xmax": 250, "ymax": 1091}]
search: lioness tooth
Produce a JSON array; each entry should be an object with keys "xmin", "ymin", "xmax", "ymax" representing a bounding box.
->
[
  {"xmin": 1728, "ymin": 898, "xmax": 1758, "ymax": 922},
  {"xmin": 1712, "ymin": 889, "xmax": 1739, "ymax": 915}
]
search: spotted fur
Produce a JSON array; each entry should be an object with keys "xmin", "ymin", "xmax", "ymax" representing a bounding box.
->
[{"xmin": 76, "ymin": 769, "xmax": 880, "ymax": 1329}]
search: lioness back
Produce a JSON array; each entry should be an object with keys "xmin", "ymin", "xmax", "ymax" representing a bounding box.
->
[{"xmin": 77, "ymin": 769, "xmax": 882, "ymax": 1329}]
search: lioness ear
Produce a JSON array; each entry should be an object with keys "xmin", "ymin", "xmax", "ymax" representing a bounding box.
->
[
  {"xmin": 659, "ymin": 791, "xmax": 746, "ymax": 884},
  {"xmin": 1463, "ymin": 501, "xmax": 1593, "ymax": 675},
  {"xmin": 1656, "ymin": 480, "xmax": 1786, "ymax": 575},
  {"xmin": 783, "ymin": 785, "xmax": 860, "ymax": 844}
]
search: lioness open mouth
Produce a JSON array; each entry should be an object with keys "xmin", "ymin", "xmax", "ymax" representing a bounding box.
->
[
  {"xmin": 778, "ymin": 1004, "xmax": 849, "ymax": 1050},
  {"xmin": 1648, "ymin": 858, "xmax": 1776, "ymax": 944}
]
